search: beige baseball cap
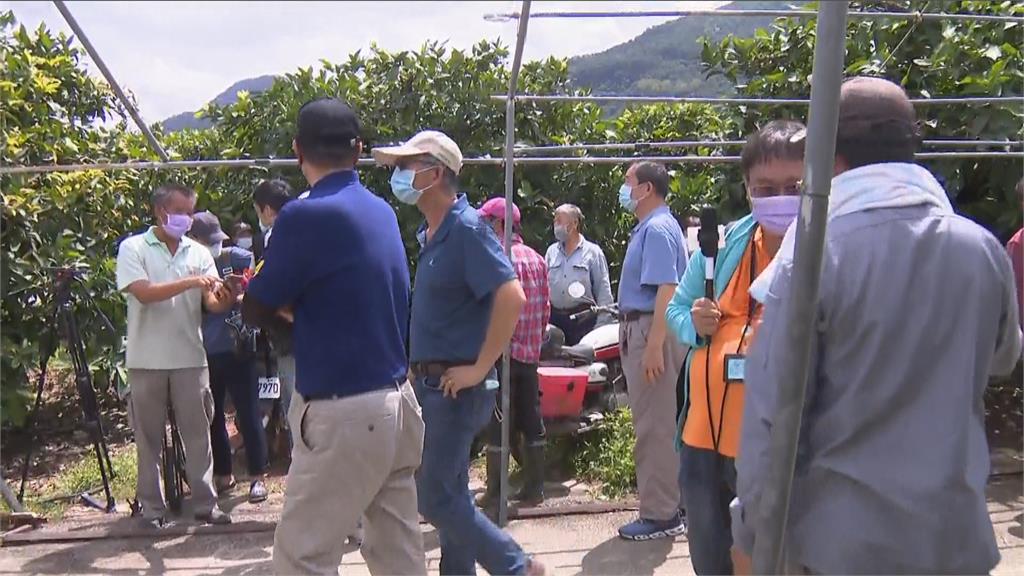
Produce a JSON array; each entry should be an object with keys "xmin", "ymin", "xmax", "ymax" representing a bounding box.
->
[{"xmin": 371, "ymin": 130, "xmax": 463, "ymax": 174}]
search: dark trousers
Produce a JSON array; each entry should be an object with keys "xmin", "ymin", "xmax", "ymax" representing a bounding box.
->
[
  {"xmin": 486, "ymin": 360, "xmax": 546, "ymax": 449},
  {"xmin": 680, "ymin": 442, "xmax": 736, "ymax": 575},
  {"xmin": 208, "ymin": 352, "xmax": 268, "ymax": 477},
  {"xmin": 550, "ymin": 307, "xmax": 597, "ymax": 347}
]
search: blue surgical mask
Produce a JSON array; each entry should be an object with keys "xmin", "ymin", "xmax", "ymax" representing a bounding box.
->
[
  {"xmin": 207, "ymin": 242, "xmax": 223, "ymax": 259},
  {"xmin": 390, "ymin": 168, "xmax": 428, "ymax": 205},
  {"xmin": 618, "ymin": 184, "xmax": 637, "ymax": 212}
]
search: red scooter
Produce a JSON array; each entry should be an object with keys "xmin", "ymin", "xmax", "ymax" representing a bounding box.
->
[{"xmin": 537, "ymin": 304, "xmax": 626, "ymax": 435}]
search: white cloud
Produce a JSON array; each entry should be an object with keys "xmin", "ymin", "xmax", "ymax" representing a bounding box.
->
[{"xmin": 2, "ymin": 0, "xmax": 727, "ymax": 120}]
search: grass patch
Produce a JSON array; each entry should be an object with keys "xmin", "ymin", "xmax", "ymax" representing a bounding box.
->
[
  {"xmin": 6, "ymin": 445, "xmax": 138, "ymax": 520},
  {"xmin": 574, "ymin": 409, "xmax": 637, "ymax": 499}
]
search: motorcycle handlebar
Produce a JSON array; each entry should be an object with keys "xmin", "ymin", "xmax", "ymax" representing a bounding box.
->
[{"xmin": 569, "ymin": 305, "xmax": 619, "ymax": 321}]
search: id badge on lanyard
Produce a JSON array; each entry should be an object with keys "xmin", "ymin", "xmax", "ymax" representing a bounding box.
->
[
  {"xmin": 723, "ymin": 234, "xmax": 760, "ymax": 386},
  {"xmin": 724, "ymin": 354, "xmax": 746, "ymax": 383}
]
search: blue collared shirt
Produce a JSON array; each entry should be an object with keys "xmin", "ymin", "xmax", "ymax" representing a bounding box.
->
[
  {"xmin": 246, "ymin": 170, "xmax": 410, "ymax": 398},
  {"xmin": 410, "ymin": 194, "xmax": 517, "ymax": 363},
  {"xmin": 617, "ymin": 205, "xmax": 688, "ymax": 312}
]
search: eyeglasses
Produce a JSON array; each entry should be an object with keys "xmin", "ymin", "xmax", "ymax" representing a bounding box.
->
[{"xmin": 749, "ymin": 182, "xmax": 803, "ymax": 197}]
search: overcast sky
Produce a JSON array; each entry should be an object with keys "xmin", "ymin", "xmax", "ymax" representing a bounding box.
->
[{"xmin": 4, "ymin": 1, "xmax": 728, "ymax": 121}]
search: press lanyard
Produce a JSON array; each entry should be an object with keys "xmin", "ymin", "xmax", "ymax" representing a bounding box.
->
[{"xmin": 706, "ymin": 227, "xmax": 759, "ymax": 453}]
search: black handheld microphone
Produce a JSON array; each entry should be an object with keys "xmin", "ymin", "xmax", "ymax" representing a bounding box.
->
[{"xmin": 697, "ymin": 206, "xmax": 720, "ymax": 300}]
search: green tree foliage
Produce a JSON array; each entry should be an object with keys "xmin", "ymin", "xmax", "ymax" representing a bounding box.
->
[
  {"xmin": 701, "ymin": 0, "xmax": 1024, "ymax": 239},
  {"xmin": 2, "ymin": 2, "xmax": 1020, "ymax": 427},
  {"xmin": 1, "ymin": 12, "xmax": 152, "ymax": 425}
]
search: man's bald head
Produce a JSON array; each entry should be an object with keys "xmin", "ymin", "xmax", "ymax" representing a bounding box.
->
[{"xmin": 835, "ymin": 76, "xmax": 919, "ymax": 172}]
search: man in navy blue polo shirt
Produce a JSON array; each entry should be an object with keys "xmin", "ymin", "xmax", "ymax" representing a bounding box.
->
[
  {"xmin": 242, "ymin": 99, "xmax": 426, "ymax": 576},
  {"xmin": 374, "ymin": 131, "xmax": 547, "ymax": 576}
]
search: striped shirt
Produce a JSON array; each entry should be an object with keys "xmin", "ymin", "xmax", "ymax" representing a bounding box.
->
[{"xmin": 510, "ymin": 237, "xmax": 550, "ymax": 364}]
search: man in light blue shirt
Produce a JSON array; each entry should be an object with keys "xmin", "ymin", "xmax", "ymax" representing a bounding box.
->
[
  {"xmin": 546, "ymin": 203, "xmax": 615, "ymax": 344},
  {"xmin": 616, "ymin": 161, "xmax": 689, "ymax": 541}
]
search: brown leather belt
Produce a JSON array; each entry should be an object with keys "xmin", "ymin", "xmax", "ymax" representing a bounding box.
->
[
  {"xmin": 619, "ymin": 310, "xmax": 654, "ymax": 323},
  {"xmin": 410, "ymin": 361, "xmax": 473, "ymax": 379}
]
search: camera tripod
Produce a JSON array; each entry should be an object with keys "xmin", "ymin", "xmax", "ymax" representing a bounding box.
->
[{"xmin": 18, "ymin": 267, "xmax": 118, "ymax": 513}]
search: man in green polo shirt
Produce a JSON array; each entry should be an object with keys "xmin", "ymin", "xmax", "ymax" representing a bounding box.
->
[{"xmin": 116, "ymin": 183, "xmax": 238, "ymax": 527}]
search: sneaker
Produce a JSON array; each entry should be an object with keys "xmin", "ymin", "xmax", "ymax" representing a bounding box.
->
[
  {"xmin": 248, "ymin": 479, "xmax": 269, "ymax": 504},
  {"xmin": 617, "ymin": 512, "xmax": 687, "ymax": 541},
  {"xmin": 195, "ymin": 508, "xmax": 233, "ymax": 525},
  {"xmin": 215, "ymin": 475, "xmax": 237, "ymax": 495},
  {"xmin": 142, "ymin": 517, "xmax": 174, "ymax": 530}
]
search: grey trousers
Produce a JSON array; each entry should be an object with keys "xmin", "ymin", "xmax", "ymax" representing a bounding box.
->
[
  {"xmin": 272, "ymin": 381, "xmax": 427, "ymax": 575},
  {"xmin": 127, "ymin": 367, "xmax": 218, "ymax": 519},
  {"xmin": 620, "ymin": 314, "xmax": 688, "ymax": 522}
]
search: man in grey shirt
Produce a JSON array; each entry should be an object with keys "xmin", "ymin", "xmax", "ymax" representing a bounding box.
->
[
  {"xmin": 732, "ymin": 77, "xmax": 1022, "ymax": 574},
  {"xmin": 545, "ymin": 204, "xmax": 614, "ymax": 345}
]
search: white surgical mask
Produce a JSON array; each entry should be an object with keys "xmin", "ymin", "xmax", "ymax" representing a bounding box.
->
[
  {"xmin": 208, "ymin": 242, "xmax": 223, "ymax": 259},
  {"xmin": 236, "ymin": 237, "xmax": 253, "ymax": 250}
]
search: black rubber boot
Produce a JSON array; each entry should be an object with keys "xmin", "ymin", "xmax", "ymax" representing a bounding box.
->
[
  {"xmin": 512, "ymin": 443, "xmax": 545, "ymax": 506},
  {"xmin": 475, "ymin": 447, "xmax": 502, "ymax": 511}
]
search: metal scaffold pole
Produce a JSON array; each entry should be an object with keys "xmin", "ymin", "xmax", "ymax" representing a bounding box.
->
[
  {"xmin": 52, "ymin": 0, "xmax": 170, "ymax": 162},
  {"xmin": 498, "ymin": 0, "xmax": 532, "ymax": 529},
  {"xmin": 751, "ymin": 1, "xmax": 849, "ymax": 573}
]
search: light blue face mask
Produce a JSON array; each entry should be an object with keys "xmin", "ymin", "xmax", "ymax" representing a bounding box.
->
[
  {"xmin": 618, "ymin": 183, "xmax": 637, "ymax": 212},
  {"xmin": 390, "ymin": 167, "xmax": 437, "ymax": 205}
]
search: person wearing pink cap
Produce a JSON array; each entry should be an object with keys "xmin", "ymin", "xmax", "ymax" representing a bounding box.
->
[{"xmin": 476, "ymin": 197, "xmax": 550, "ymax": 511}]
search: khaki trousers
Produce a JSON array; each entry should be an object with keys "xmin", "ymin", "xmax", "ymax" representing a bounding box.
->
[
  {"xmin": 127, "ymin": 367, "xmax": 218, "ymax": 518},
  {"xmin": 620, "ymin": 314, "xmax": 688, "ymax": 522},
  {"xmin": 273, "ymin": 381, "xmax": 426, "ymax": 576}
]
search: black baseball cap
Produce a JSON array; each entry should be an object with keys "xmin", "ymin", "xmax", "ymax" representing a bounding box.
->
[
  {"xmin": 191, "ymin": 211, "xmax": 229, "ymax": 244},
  {"xmin": 295, "ymin": 98, "xmax": 362, "ymax": 152}
]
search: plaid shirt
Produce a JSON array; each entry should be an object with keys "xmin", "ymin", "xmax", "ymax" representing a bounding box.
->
[{"xmin": 509, "ymin": 237, "xmax": 550, "ymax": 364}]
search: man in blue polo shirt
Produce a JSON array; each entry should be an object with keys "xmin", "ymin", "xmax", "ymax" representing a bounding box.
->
[
  {"xmin": 242, "ymin": 99, "xmax": 426, "ymax": 576},
  {"xmin": 617, "ymin": 161, "xmax": 689, "ymax": 542},
  {"xmin": 374, "ymin": 131, "xmax": 547, "ymax": 576}
]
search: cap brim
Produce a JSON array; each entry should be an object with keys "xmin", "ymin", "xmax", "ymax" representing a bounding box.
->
[
  {"xmin": 371, "ymin": 144, "xmax": 426, "ymax": 166},
  {"xmin": 209, "ymin": 231, "xmax": 229, "ymax": 243}
]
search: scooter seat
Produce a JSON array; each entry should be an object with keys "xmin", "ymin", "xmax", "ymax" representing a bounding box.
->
[{"xmin": 560, "ymin": 343, "xmax": 595, "ymax": 363}]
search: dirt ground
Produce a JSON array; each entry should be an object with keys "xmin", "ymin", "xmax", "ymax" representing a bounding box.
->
[{"xmin": 1, "ymin": 473, "xmax": 1022, "ymax": 575}]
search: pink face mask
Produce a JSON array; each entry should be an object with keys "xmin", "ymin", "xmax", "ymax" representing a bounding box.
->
[{"xmin": 162, "ymin": 213, "xmax": 193, "ymax": 239}]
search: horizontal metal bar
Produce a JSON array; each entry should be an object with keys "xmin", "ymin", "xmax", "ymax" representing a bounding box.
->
[
  {"xmin": 513, "ymin": 139, "xmax": 1024, "ymax": 154},
  {"xmin": 5, "ymin": 152, "xmax": 1023, "ymax": 175},
  {"xmin": 915, "ymin": 151, "xmax": 1024, "ymax": 159},
  {"xmin": 493, "ymin": 95, "xmax": 1024, "ymax": 106},
  {"xmin": 484, "ymin": 9, "xmax": 1024, "ymax": 23},
  {"xmin": 0, "ymin": 157, "xmax": 502, "ymax": 175}
]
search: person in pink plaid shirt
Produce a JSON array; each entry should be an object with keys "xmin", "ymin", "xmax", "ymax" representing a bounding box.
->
[{"xmin": 476, "ymin": 197, "xmax": 551, "ymax": 509}]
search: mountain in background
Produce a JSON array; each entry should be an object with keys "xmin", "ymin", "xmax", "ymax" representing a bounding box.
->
[
  {"xmin": 568, "ymin": 0, "xmax": 797, "ymax": 98},
  {"xmin": 160, "ymin": 1, "xmax": 797, "ymax": 132},
  {"xmin": 160, "ymin": 75, "xmax": 276, "ymax": 131}
]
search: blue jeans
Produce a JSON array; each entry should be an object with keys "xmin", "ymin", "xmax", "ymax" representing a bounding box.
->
[
  {"xmin": 414, "ymin": 376, "xmax": 528, "ymax": 575},
  {"xmin": 679, "ymin": 443, "xmax": 736, "ymax": 576}
]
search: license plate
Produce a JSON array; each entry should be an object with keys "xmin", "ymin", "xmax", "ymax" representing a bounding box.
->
[{"xmin": 258, "ymin": 377, "xmax": 281, "ymax": 399}]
